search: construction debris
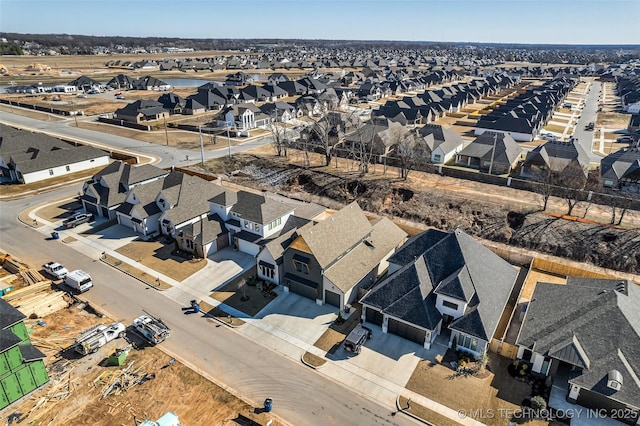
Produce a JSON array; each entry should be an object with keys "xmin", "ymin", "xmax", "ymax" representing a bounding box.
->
[
  {"xmin": 2, "ymin": 255, "xmax": 28, "ymax": 274},
  {"xmin": 19, "ymin": 269, "xmax": 48, "ymax": 286},
  {"xmin": 97, "ymin": 356, "xmax": 155, "ymax": 399},
  {"xmin": 23, "ymin": 362, "xmax": 75, "ymax": 424}
]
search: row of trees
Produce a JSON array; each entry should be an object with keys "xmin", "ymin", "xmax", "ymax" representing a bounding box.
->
[{"xmin": 268, "ymin": 105, "xmax": 637, "ymax": 225}]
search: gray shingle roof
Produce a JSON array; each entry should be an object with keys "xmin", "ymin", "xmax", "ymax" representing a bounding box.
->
[
  {"xmin": 458, "ymin": 132, "xmax": 522, "ymax": 166},
  {"xmin": 363, "ymin": 229, "xmax": 517, "ymax": 341},
  {"xmin": 230, "ymin": 191, "xmax": 295, "ymax": 225},
  {"xmin": 517, "ymin": 278, "xmax": 640, "ymax": 409},
  {"xmin": 297, "ymin": 202, "xmax": 372, "ymax": 269},
  {"xmin": 180, "ymin": 214, "xmax": 226, "ymax": 245},
  {"xmin": 0, "ymin": 329, "xmax": 21, "ymax": 352},
  {"xmin": 19, "ymin": 344, "xmax": 46, "ymax": 361},
  {"xmin": 323, "ymin": 217, "xmax": 406, "ymax": 293},
  {"xmin": 601, "ymin": 147, "xmax": 640, "ymax": 181},
  {"xmin": 387, "ymin": 229, "xmax": 448, "ymax": 267},
  {"xmin": 0, "ymin": 298, "xmax": 26, "ymax": 329},
  {"xmin": 523, "ymin": 140, "xmax": 590, "ymax": 175}
]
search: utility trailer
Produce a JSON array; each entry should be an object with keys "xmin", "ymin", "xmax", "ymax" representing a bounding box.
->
[
  {"xmin": 132, "ymin": 314, "xmax": 170, "ymax": 345},
  {"xmin": 75, "ymin": 322, "xmax": 127, "ymax": 355}
]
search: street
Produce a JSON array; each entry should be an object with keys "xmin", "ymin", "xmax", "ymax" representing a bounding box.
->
[
  {"xmin": 0, "ymin": 187, "xmax": 416, "ymax": 425},
  {"xmin": 573, "ymin": 80, "xmax": 602, "ymax": 162},
  {"xmin": 0, "ymin": 110, "xmax": 273, "ymax": 168}
]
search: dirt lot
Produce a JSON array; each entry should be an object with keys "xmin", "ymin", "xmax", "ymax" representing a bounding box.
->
[
  {"xmin": 209, "ymin": 267, "xmax": 278, "ymax": 317},
  {"xmin": 115, "ymin": 240, "xmax": 206, "ymax": 282},
  {"xmin": 596, "ymin": 111, "xmax": 632, "ymax": 130},
  {"xmin": 13, "ymin": 306, "xmax": 276, "ymax": 426}
]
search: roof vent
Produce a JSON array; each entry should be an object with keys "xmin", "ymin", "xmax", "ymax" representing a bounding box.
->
[
  {"xmin": 615, "ymin": 282, "xmax": 627, "ymax": 293},
  {"xmin": 607, "ymin": 370, "xmax": 623, "ymax": 391}
]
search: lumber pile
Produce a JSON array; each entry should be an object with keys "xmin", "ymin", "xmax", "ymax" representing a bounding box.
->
[
  {"xmin": 2, "ymin": 257, "xmax": 27, "ymax": 274},
  {"xmin": 95, "ymin": 358, "xmax": 155, "ymax": 399},
  {"xmin": 24, "ymin": 361, "xmax": 75, "ymax": 424},
  {"xmin": 2, "ymin": 281, "xmax": 69, "ymax": 318},
  {"xmin": 19, "ymin": 269, "xmax": 48, "ymax": 286}
]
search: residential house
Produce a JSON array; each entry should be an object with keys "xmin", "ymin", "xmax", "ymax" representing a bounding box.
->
[
  {"xmin": 133, "ymin": 76, "xmax": 171, "ymax": 91},
  {"xmin": 187, "ymin": 90, "xmax": 227, "ymax": 112},
  {"xmin": 175, "ymin": 214, "xmax": 228, "ymax": 258},
  {"xmin": 0, "ymin": 124, "xmax": 109, "ymax": 184},
  {"xmin": 268, "ymin": 73, "xmax": 290, "ymax": 85},
  {"xmin": 69, "ymin": 75, "xmax": 101, "ymax": 92},
  {"xmin": 259, "ymin": 102, "xmax": 298, "ymax": 123},
  {"xmin": 157, "ymin": 93, "xmax": 186, "ymax": 114},
  {"xmin": 600, "ymin": 147, "xmax": 640, "ymax": 189},
  {"xmin": 184, "ymin": 98, "xmax": 206, "ymax": 115},
  {"xmin": 0, "ymin": 299, "xmax": 49, "ymax": 411},
  {"xmin": 106, "ymin": 74, "xmax": 136, "ymax": 90},
  {"xmin": 515, "ymin": 278, "xmax": 640, "ymax": 425},
  {"xmin": 113, "ymin": 100, "xmax": 169, "ymax": 123},
  {"xmin": 282, "ymin": 202, "xmax": 406, "ymax": 310},
  {"xmin": 225, "ymin": 72, "xmax": 253, "ymax": 86},
  {"xmin": 222, "ymin": 103, "xmax": 269, "ymax": 131},
  {"xmin": 81, "ymin": 161, "xmax": 169, "ymax": 219},
  {"xmin": 521, "ymin": 140, "xmax": 590, "ymax": 178},
  {"xmin": 361, "ymin": 229, "xmax": 519, "ymax": 354},
  {"xmin": 418, "ymin": 124, "xmax": 466, "ymax": 164},
  {"xmin": 455, "ymin": 131, "xmax": 522, "ymax": 174}
]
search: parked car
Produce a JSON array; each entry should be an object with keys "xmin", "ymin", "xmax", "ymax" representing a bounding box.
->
[
  {"xmin": 63, "ymin": 213, "xmax": 93, "ymax": 228},
  {"xmin": 115, "ymin": 95, "xmax": 125, "ymax": 100},
  {"xmin": 617, "ymin": 136, "xmax": 634, "ymax": 143},
  {"xmin": 585, "ymin": 122, "xmax": 595, "ymax": 131},
  {"xmin": 540, "ymin": 133, "xmax": 557, "ymax": 141},
  {"xmin": 76, "ymin": 93, "xmax": 87, "ymax": 98}
]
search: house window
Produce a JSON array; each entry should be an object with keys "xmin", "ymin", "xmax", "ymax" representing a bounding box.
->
[
  {"xmin": 457, "ymin": 334, "xmax": 478, "ymax": 352},
  {"xmin": 244, "ymin": 220, "xmax": 250, "ymax": 229},
  {"xmin": 49, "ymin": 169, "xmax": 54, "ymax": 176},
  {"xmin": 442, "ymin": 300, "xmax": 458, "ymax": 310},
  {"xmin": 66, "ymin": 165, "xmax": 71, "ymax": 172},
  {"xmin": 293, "ymin": 260, "xmax": 310, "ymax": 275},
  {"xmin": 255, "ymin": 224, "xmax": 261, "ymax": 232},
  {"xmin": 267, "ymin": 217, "xmax": 282, "ymax": 230},
  {"xmin": 259, "ymin": 263, "xmax": 275, "ymax": 279},
  {"xmin": 433, "ymin": 154, "xmax": 442, "ymax": 162}
]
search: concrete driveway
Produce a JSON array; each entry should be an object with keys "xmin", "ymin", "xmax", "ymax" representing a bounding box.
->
[{"xmin": 81, "ymin": 223, "xmax": 139, "ymax": 250}]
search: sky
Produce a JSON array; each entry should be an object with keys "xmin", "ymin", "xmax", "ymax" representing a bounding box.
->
[{"xmin": 1, "ymin": 0, "xmax": 638, "ymax": 45}]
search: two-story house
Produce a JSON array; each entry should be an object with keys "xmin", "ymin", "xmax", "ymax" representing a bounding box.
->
[{"xmin": 281, "ymin": 202, "xmax": 406, "ymax": 310}]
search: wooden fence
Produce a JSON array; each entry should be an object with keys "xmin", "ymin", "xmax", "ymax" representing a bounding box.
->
[{"xmin": 488, "ymin": 339, "xmax": 519, "ymax": 359}]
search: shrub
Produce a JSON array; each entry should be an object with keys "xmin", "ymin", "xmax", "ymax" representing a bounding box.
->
[{"xmin": 531, "ymin": 395, "xmax": 547, "ymax": 411}]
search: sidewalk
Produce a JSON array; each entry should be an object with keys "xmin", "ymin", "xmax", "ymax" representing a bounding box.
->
[{"xmin": 25, "ymin": 200, "xmax": 478, "ymax": 425}]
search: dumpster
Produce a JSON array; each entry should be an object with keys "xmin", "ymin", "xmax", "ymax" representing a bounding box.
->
[
  {"xmin": 51, "ymin": 232, "xmax": 60, "ymax": 240},
  {"xmin": 263, "ymin": 398, "xmax": 273, "ymax": 412},
  {"xmin": 108, "ymin": 349, "xmax": 128, "ymax": 366}
]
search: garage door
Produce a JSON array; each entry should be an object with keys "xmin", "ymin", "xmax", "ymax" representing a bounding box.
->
[
  {"xmin": 365, "ymin": 307, "xmax": 384, "ymax": 326},
  {"xmin": 118, "ymin": 214, "xmax": 133, "ymax": 229},
  {"xmin": 216, "ymin": 233, "xmax": 229, "ymax": 250},
  {"xmin": 325, "ymin": 290, "xmax": 341, "ymax": 307},
  {"xmin": 577, "ymin": 389, "xmax": 640, "ymax": 424},
  {"xmin": 388, "ymin": 318, "xmax": 426, "ymax": 345},
  {"xmin": 289, "ymin": 281, "xmax": 317, "ymax": 301}
]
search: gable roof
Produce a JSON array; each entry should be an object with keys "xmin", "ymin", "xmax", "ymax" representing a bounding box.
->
[
  {"xmin": 323, "ymin": 217, "xmax": 406, "ymax": 293},
  {"xmin": 523, "ymin": 140, "xmax": 590, "ymax": 175},
  {"xmin": 365, "ymin": 229, "xmax": 518, "ymax": 341},
  {"xmin": 230, "ymin": 191, "xmax": 295, "ymax": 225},
  {"xmin": 458, "ymin": 131, "xmax": 522, "ymax": 165},
  {"xmin": 516, "ymin": 278, "xmax": 640, "ymax": 408},
  {"xmin": 294, "ymin": 202, "xmax": 372, "ymax": 269},
  {"xmin": 600, "ymin": 147, "xmax": 640, "ymax": 182}
]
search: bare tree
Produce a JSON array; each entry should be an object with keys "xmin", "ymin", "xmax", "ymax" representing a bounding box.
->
[
  {"xmin": 556, "ymin": 163, "xmax": 589, "ymax": 216},
  {"xmin": 304, "ymin": 103, "xmax": 358, "ymax": 167},
  {"xmin": 395, "ymin": 129, "xmax": 424, "ymax": 180},
  {"xmin": 266, "ymin": 113, "xmax": 290, "ymax": 158},
  {"xmin": 608, "ymin": 190, "xmax": 638, "ymax": 225},
  {"xmin": 530, "ymin": 167, "xmax": 554, "ymax": 211}
]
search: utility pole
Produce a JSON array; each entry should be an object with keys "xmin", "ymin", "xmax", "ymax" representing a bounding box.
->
[
  {"xmin": 488, "ymin": 132, "xmax": 497, "ymax": 175},
  {"xmin": 199, "ymin": 126, "xmax": 205, "ymax": 166},
  {"xmin": 164, "ymin": 116, "xmax": 169, "ymax": 146},
  {"xmin": 226, "ymin": 123, "xmax": 232, "ymax": 158}
]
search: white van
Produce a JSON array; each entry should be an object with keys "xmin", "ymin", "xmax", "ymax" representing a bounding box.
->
[{"xmin": 64, "ymin": 270, "xmax": 93, "ymax": 293}]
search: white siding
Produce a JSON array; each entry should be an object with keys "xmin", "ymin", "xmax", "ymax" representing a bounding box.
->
[
  {"xmin": 19, "ymin": 155, "xmax": 109, "ymax": 184},
  {"xmin": 257, "ymin": 249, "xmax": 280, "ymax": 284},
  {"xmin": 262, "ymin": 211, "xmax": 292, "ymax": 238},
  {"xmin": 436, "ymin": 294, "xmax": 467, "ymax": 319},
  {"xmin": 237, "ymin": 238, "xmax": 260, "ymax": 256}
]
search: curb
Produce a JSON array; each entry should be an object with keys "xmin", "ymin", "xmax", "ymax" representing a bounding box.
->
[
  {"xmin": 395, "ymin": 395, "xmax": 437, "ymax": 426},
  {"xmin": 99, "ymin": 256, "xmax": 167, "ymax": 292},
  {"xmin": 202, "ymin": 312, "xmax": 243, "ymax": 328}
]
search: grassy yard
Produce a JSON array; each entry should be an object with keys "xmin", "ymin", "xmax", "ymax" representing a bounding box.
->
[
  {"xmin": 200, "ymin": 301, "xmax": 246, "ymax": 327},
  {"xmin": 102, "ymin": 253, "xmax": 173, "ymax": 290},
  {"xmin": 543, "ymin": 124, "xmax": 566, "ymax": 134}
]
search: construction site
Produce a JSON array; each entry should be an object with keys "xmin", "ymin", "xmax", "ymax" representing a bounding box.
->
[{"xmin": 0, "ymin": 253, "xmax": 278, "ymax": 426}]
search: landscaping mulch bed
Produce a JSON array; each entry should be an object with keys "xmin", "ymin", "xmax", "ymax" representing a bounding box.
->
[
  {"xmin": 302, "ymin": 351, "xmax": 326, "ymax": 368},
  {"xmin": 209, "ymin": 269, "xmax": 277, "ymax": 317}
]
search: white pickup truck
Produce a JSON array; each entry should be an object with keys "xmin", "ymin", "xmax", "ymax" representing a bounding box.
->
[{"xmin": 42, "ymin": 262, "xmax": 69, "ymax": 280}]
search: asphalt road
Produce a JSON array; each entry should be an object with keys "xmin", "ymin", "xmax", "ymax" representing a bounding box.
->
[
  {"xmin": 0, "ymin": 110, "xmax": 273, "ymax": 168},
  {"xmin": 573, "ymin": 80, "xmax": 602, "ymax": 162},
  {"xmin": 0, "ymin": 188, "xmax": 416, "ymax": 426}
]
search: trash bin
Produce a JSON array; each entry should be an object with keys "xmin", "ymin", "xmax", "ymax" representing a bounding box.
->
[
  {"xmin": 263, "ymin": 398, "xmax": 273, "ymax": 412},
  {"xmin": 190, "ymin": 300, "xmax": 200, "ymax": 313},
  {"xmin": 51, "ymin": 232, "xmax": 59, "ymax": 240}
]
